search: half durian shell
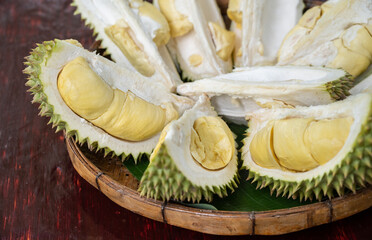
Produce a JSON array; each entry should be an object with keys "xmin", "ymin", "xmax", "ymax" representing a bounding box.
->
[
  {"xmin": 277, "ymin": 0, "xmax": 372, "ymax": 77},
  {"xmin": 229, "ymin": 0, "xmax": 304, "ymax": 67},
  {"xmin": 177, "ymin": 66, "xmax": 353, "ymax": 124},
  {"xmin": 139, "ymin": 95, "xmax": 239, "ymax": 202},
  {"xmin": 72, "ymin": 0, "xmax": 182, "ymax": 91},
  {"xmin": 242, "ymin": 93, "xmax": 372, "ymax": 201},
  {"xmin": 154, "ymin": 0, "xmax": 233, "ymax": 81},
  {"xmin": 23, "ymin": 39, "xmax": 193, "ymax": 160}
]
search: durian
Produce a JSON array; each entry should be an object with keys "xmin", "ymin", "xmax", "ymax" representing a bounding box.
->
[
  {"xmin": 23, "ymin": 39, "xmax": 193, "ymax": 160},
  {"xmin": 242, "ymin": 93, "xmax": 372, "ymax": 201},
  {"xmin": 177, "ymin": 66, "xmax": 353, "ymax": 124},
  {"xmin": 72, "ymin": 0, "xmax": 182, "ymax": 91},
  {"xmin": 227, "ymin": 0, "xmax": 304, "ymax": 67},
  {"xmin": 277, "ymin": 0, "xmax": 372, "ymax": 77},
  {"xmin": 154, "ymin": 0, "xmax": 235, "ymax": 81},
  {"xmin": 139, "ymin": 95, "xmax": 239, "ymax": 202}
]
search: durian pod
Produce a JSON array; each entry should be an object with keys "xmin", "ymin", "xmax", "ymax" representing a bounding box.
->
[
  {"xmin": 277, "ymin": 0, "xmax": 372, "ymax": 78},
  {"xmin": 72, "ymin": 0, "xmax": 182, "ymax": 91},
  {"xmin": 242, "ymin": 93, "xmax": 372, "ymax": 201},
  {"xmin": 177, "ymin": 66, "xmax": 353, "ymax": 124},
  {"xmin": 23, "ymin": 39, "xmax": 194, "ymax": 161},
  {"xmin": 227, "ymin": 0, "xmax": 304, "ymax": 67},
  {"xmin": 154, "ymin": 0, "xmax": 234, "ymax": 81},
  {"xmin": 139, "ymin": 95, "xmax": 239, "ymax": 202}
]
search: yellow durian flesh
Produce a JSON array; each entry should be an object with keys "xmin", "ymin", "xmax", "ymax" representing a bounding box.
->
[
  {"xmin": 273, "ymin": 118, "xmax": 318, "ymax": 172},
  {"xmin": 328, "ymin": 25, "xmax": 372, "ymax": 77},
  {"xmin": 57, "ymin": 56, "xmax": 178, "ymax": 141},
  {"xmin": 158, "ymin": 0, "xmax": 193, "ymax": 38},
  {"xmin": 304, "ymin": 117, "xmax": 353, "ymax": 165},
  {"xmin": 278, "ymin": 0, "xmax": 372, "ymax": 78},
  {"xmin": 250, "ymin": 117, "xmax": 353, "ymax": 172},
  {"xmin": 249, "ymin": 121, "xmax": 281, "ymax": 170},
  {"xmin": 208, "ymin": 22, "xmax": 235, "ymax": 61},
  {"xmin": 105, "ymin": 19, "xmax": 155, "ymax": 77},
  {"xmin": 227, "ymin": 0, "xmax": 242, "ymax": 29},
  {"xmin": 190, "ymin": 116, "xmax": 235, "ymax": 170},
  {"xmin": 133, "ymin": 0, "xmax": 170, "ymax": 46}
]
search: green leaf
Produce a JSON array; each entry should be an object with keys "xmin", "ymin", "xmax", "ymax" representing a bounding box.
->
[{"xmin": 123, "ymin": 154, "xmax": 149, "ymax": 181}]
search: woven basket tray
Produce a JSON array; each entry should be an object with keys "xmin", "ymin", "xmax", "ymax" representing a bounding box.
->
[{"xmin": 66, "ymin": 138, "xmax": 372, "ymax": 236}]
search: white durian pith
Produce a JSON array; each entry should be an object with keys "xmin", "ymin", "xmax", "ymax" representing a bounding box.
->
[
  {"xmin": 24, "ymin": 39, "xmax": 193, "ymax": 160},
  {"xmin": 72, "ymin": 0, "xmax": 181, "ymax": 91},
  {"xmin": 177, "ymin": 66, "xmax": 353, "ymax": 123},
  {"xmin": 154, "ymin": 0, "xmax": 233, "ymax": 81},
  {"xmin": 242, "ymin": 93, "xmax": 372, "ymax": 201},
  {"xmin": 228, "ymin": 0, "xmax": 304, "ymax": 67},
  {"xmin": 277, "ymin": 0, "xmax": 372, "ymax": 77},
  {"xmin": 139, "ymin": 95, "xmax": 239, "ymax": 202}
]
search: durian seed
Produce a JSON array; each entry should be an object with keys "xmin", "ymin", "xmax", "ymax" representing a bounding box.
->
[
  {"xmin": 190, "ymin": 116, "xmax": 235, "ymax": 170},
  {"xmin": 158, "ymin": 0, "xmax": 193, "ymax": 38},
  {"xmin": 208, "ymin": 22, "xmax": 235, "ymax": 61},
  {"xmin": 105, "ymin": 19, "xmax": 155, "ymax": 77},
  {"xmin": 57, "ymin": 56, "xmax": 178, "ymax": 141},
  {"xmin": 188, "ymin": 54, "xmax": 203, "ymax": 67}
]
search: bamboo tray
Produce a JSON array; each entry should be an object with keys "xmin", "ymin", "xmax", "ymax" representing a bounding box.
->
[{"xmin": 66, "ymin": 138, "xmax": 372, "ymax": 236}]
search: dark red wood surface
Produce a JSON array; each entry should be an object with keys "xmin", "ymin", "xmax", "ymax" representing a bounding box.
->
[{"xmin": 0, "ymin": 0, "xmax": 371, "ymax": 239}]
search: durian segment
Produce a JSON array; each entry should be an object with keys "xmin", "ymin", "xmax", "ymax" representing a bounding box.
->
[
  {"xmin": 177, "ymin": 66, "xmax": 353, "ymax": 124},
  {"xmin": 72, "ymin": 0, "xmax": 182, "ymax": 91},
  {"xmin": 273, "ymin": 118, "xmax": 319, "ymax": 172},
  {"xmin": 277, "ymin": 0, "xmax": 372, "ymax": 77},
  {"xmin": 242, "ymin": 93, "xmax": 372, "ymax": 201},
  {"xmin": 227, "ymin": 0, "xmax": 304, "ymax": 67},
  {"xmin": 190, "ymin": 116, "xmax": 235, "ymax": 170},
  {"xmin": 139, "ymin": 95, "xmax": 239, "ymax": 202},
  {"xmin": 24, "ymin": 39, "xmax": 194, "ymax": 160},
  {"xmin": 58, "ymin": 56, "xmax": 178, "ymax": 141},
  {"xmin": 154, "ymin": 0, "xmax": 234, "ymax": 81}
]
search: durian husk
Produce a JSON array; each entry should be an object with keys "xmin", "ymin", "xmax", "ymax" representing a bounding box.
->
[
  {"xmin": 139, "ymin": 145, "xmax": 239, "ymax": 202},
  {"xmin": 242, "ymin": 94, "xmax": 372, "ymax": 201}
]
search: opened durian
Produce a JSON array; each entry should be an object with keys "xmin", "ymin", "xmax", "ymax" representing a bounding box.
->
[
  {"xmin": 242, "ymin": 93, "xmax": 372, "ymax": 201},
  {"xmin": 139, "ymin": 95, "xmax": 239, "ymax": 202},
  {"xmin": 227, "ymin": 0, "xmax": 304, "ymax": 67},
  {"xmin": 177, "ymin": 66, "xmax": 353, "ymax": 124},
  {"xmin": 24, "ymin": 39, "xmax": 193, "ymax": 160},
  {"xmin": 278, "ymin": 0, "xmax": 372, "ymax": 77},
  {"xmin": 154, "ymin": 0, "xmax": 234, "ymax": 81},
  {"xmin": 72, "ymin": 0, "xmax": 182, "ymax": 91}
]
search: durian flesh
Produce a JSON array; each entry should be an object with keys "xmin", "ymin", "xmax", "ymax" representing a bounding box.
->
[
  {"xmin": 155, "ymin": 0, "xmax": 234, "ymax": 81},
  {"xmin": 177, "ymin": 66, "xmax": 353, "ymax": 124},
  {"xmin": 242, "ymin": 93, "xmax": 372, "ymax": 201},
  {"xmin": 72, "ymin": 0, "xmax": 181, "ymax": 91},
  {"xmin": 24, "ymin": 39, "xmax": 194, "ymax": 160},
  {"xmin": 57, "ymin": 56, "xmax": 178, "ymax": 141},
  {"xmin": 139, "ymin": 95, "xmax": 239, "ymax": 202},
  {"xmin": 278, "ymin": 0, "xmax": 372, "ymax": 77}
]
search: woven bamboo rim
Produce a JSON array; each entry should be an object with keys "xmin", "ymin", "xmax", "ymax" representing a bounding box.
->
[{"xmin": 66, "ymin": 138, "xmax": 372, "ymax": 235}]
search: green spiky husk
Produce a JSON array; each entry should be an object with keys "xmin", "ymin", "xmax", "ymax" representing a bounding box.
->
[
  {"xmin": 325, "ymin": 74, "xmax": 354, "ymax": 100},
  {"xmin": 139, "ymin": 145, "xmax": 239, "ymax": 202},
  {"xmin": 246, "ymin": 104, "xmax": 372, "ymax": 201},
  {"xmin": 23, "ymin": 40, "xmax": 148, "ymax": 162}
]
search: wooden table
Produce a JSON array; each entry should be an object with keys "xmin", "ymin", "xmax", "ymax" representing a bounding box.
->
[{"xmin": 1, "ymin": 0, "xmax": 371, "ymax": 239}]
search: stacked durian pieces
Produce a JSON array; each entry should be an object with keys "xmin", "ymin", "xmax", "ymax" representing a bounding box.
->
[{"xmin": 24, "ymin": 0, "xmax": 372, "ymax": 203}]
